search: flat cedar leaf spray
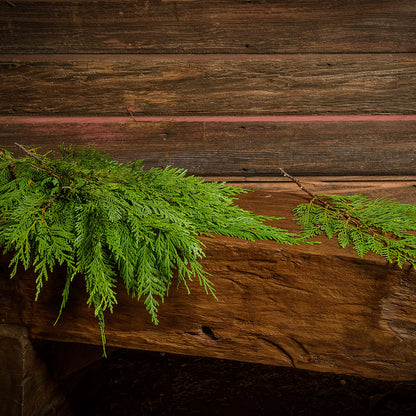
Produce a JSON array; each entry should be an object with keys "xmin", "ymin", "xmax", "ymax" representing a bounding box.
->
[{"xmin": 0, "ymin": 144, "xmax": 298, "ymax": 355}]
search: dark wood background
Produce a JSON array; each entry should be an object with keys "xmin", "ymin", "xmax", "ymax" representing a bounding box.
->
[{"xmin": 1, "ymin": 0, "xmax": 416, "ymax": 189}]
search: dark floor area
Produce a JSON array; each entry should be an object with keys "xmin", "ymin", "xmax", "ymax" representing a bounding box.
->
[{"xmin": 63, "ymin": 348, "xmax": 416, "ymax": 416}]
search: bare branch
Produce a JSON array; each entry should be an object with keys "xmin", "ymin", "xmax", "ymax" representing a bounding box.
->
[
  {"xmin": 28, "ymin": 163, "xmax": 61, "ymax": 180},
  {"xmin": 15, "ymin": 143, "xmax": 62, "ymax": 180},
  {"xmin": 279, "ymin": 167, "xmax": 369, "ymax": 231},
  {"xmin": 15, "ymin": 142, "xmax": 45, "ymax": 165},
  {"xmin": 126, "ymin": 107, "xmax": 139, "ymax": 124},
  {"xmin": 3, "ymin": 0, "xmax": 16, "ymax": 7},
  {"xmin": 279, "ymin": 168, "xmax": 318, "ymax": 201}
]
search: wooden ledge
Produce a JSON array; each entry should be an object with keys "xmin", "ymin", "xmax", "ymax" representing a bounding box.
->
[{"xmin": 2, "ymin": 191, "xmax": 416, "ymax": 381}]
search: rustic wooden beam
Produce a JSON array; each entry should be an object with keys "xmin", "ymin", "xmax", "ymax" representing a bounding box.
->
[
  {"xmin": 1, "ymin": 0, "xmax": 415, "ymax": 53},
  {"xmin": 5, "ymin": 191, "xmax": 416, "ymax": 382},
  {"xmin": 1, "ymin": 54, "xmax": 415, "ymax": 116}
]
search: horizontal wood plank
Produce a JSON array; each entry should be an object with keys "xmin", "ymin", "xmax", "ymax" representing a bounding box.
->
[
  {"xmin": 1, "ymin": 117, "xmax": 416, "ymax": 176},
  {"xmin": 1, "ymin": 0, "xmax": 415, "ymax": 53},
  {"xmin": 1, "ymin": 55, "xmax": 415, "ymax": 116},
  {"xmin": 9, "ymin": 191, "xmax": 416, "ymax": 381},
  {"xmin": 220, "ymin": 178, "xmax": 416, "ymax": 204}
]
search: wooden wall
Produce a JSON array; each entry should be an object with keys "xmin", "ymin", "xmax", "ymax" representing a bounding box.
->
[
  {"xmin": 1, "ymin": 3, "xmax": 416, "ymax": 396},
  {"xmin": 1, "ymin": 0, "xmax": 416, "ymax": 184}
]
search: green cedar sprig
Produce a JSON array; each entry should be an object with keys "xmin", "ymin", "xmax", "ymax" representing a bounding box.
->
[
  {"xmin": 294, "ymin": 194, "xmax": 416, "ymax": 268},
  {"xmin": 278, "ymin": 168, "xmax": 416, "ymax": 269},
  {"xmin": 0, "ymin": 144, "xmax": 299, "ymax": 354}
]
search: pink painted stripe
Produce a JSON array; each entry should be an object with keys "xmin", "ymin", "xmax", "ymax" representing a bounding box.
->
[{"xmin": 1, "ymin": 115, "xmax": 416, "ymax": 124}]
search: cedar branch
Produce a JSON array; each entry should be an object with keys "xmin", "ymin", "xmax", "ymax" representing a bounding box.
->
[
  {"xmin": 15, "ymin": 142, "xmax": 45, "ymax": 164},
  {"xmin": 279, "ymin": 167, "xmax": 370, "ymax": 231},
  {"xmin": 15, "ymin": 143, "xmax": 61, "ymax": 180},
  {"xmin": 279, "ymin": 168, "xmax": 323, "ymax": 203},
  {"xmin": 27, "ymin": 163, "xmax": 61, "ymax": 180}
]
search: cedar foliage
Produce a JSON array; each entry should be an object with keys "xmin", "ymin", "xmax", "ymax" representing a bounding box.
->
[
  {"xmin": 3, "ymin": 144, "xmax": 416, "ymax": 354},
  {"xmin": 294, "ymin": 194, "xmax": 416, "ymax": 269},
  {"xmin": 0, "ymin": 144, "xmax": 299, "ymax": 354}
]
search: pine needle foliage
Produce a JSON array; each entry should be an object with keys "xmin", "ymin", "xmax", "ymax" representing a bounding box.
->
[
  {"xmin": 0, "ymin": 144, "xmax": 299, "ymax": 354},
  {"xmin": 294, "ymin": 194, "xmax": 416, "ymax": 269}
]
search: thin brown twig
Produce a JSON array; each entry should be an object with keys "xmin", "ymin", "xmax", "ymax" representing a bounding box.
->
[
  {"xmin": 15, "ymin": 143, "xmax": 62, "ymax": 180},
  {"xmin": 126, "ymin": 107, "xmax": 139, "ymax": 124},
  {"xmin": 279, "ymin": 167, "xmax": 369, "ymax": 230},
  {"xmin": 28, "ymin": 163, "xmax": 61, "ymax": 179},
  {"xmin": 278, "ymin": 168, "xmax": 327, "ymax": 206},
  {"xmin": 3, "ymin": 0, "xmax": 16, "ymax": 7},
  {"xmin": 15, "ymin": 142, "xmax": 45, "ymax": 164}
]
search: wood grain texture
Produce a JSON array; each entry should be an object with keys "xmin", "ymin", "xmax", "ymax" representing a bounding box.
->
[
  {"xmin": 0, "ymin": 265, "xmax": 24, "ymax": 326},
  {"xmin": 1, "ymin": 54, "xmax": 415, "ymax": 116},
  {"xmin": 1, "ymin": 0, "xmax": 415, "ymax": 53},
  {"xmin": 224, "ymin": 177, "xmax": 416, "ymax": 204},
  {"xmin": 1, "ymin": 118, "xmax": 416, "ymax": 176},
  {"xmin": 7, "ymin": 191, "xmax": 416, "ymax": 381}
]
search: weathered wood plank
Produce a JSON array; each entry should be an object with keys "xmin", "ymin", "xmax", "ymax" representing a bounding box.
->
[
  {"xmin": 1, "ymin": 0, "xmax": 415, "ymax": 53},
  {"xmin": 1, "ymin": 55, "xmax": 415, "ymax": 116},
  {"xmin": 1, "ymin": 117, "xmax": 416, "ymax": 176},
  {"xmin": 223, "ymin": 177, "xmax": 416, "ymax": 204},
  {"xmin": 8, "ymin": 191, "xmax": 416, "ymax": 381}
]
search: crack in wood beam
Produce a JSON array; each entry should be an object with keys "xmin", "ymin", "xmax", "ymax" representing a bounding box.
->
[{"xmin": 259, "ymin": 337, "xmax": 296, "ymax": 368}]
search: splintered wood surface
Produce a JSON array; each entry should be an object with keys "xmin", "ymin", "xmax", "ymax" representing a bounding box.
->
[
  {"xmin": 1, "ymin": 0, "xmax": 415, "ymax": 54},
  {"xmin": 9, "ymin": 191, "xmax": 416, "ymax": 382}
]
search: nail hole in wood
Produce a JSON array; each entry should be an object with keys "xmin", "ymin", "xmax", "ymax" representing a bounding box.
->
[{"xmin": 201, "ymin": 326, "xmax": 218, "ymax": 340}]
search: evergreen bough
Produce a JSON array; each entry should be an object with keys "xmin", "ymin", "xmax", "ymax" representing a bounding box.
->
[
  {"xmin": 280, "ymin": 168, "xmax": 416, "ymax": 269},
  {"xmin": 2, "ymin": 145, "xmax": 416, "ymax": 355},
  {"xmin": 0, "ymin": 144, "xmax": 298, "ymax": 354},
  {"xmin": 294, "ymin": 193, "xmax": 416, "ymax": 269}
]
